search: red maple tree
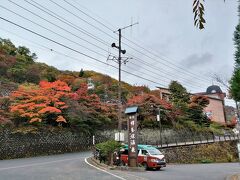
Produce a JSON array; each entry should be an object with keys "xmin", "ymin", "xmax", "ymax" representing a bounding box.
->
[{"xmin": 10, "ymin": 80, "xmax": 70, "ymax": 125}]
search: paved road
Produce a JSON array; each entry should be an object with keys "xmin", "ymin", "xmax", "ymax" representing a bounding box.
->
[
  {"xmin": 0, "ymin": 152, "xmax": 117, "ymax": 180},
  {"xmin": 0, "ymin": 152, "xmax": 239, "ymax": 180},
  {"xmin": 120, "ymin": 163, "xmax": 240, "ymax": 180}
]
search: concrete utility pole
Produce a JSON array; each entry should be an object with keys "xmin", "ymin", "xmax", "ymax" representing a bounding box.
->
[
  {"xmin": 110, "ymin": 22, "xmax": 138, "ymax": 134},
  {"xmin": 111, "ymin": 28, "xmax": 126, "ymax": 133}
]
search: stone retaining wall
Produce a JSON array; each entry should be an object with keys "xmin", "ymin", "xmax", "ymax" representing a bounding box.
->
[
  {"xmin": 161, "ymin": 141, "xmax": 239, "ymax": 163},
  {"xmin": 0, "ymin": 129, "xmax": 109, "ymax": 160}
]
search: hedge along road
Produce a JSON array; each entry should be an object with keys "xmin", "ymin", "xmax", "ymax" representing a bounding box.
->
[{"xmin": 0, "ymin": 151, "xmax": 239, "ymax": 180}]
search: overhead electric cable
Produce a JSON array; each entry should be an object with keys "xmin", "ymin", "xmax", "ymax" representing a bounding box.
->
[{"xmin": 0, "ymin": 16, "xmax": 167, "ymax": 87}]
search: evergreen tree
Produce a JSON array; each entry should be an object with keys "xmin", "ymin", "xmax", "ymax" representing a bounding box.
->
[
  {"xmin": 230, "ymin": 2, "xmax": 240, "ymax": 102},
  {"xmin": 169, "ymin": 81, "xmax": 190, "ymax": 110},
  {"xmin": 79, "ymin": 68, "xmax": 84, "ymax": 77}
]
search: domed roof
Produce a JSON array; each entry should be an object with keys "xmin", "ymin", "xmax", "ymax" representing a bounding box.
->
[{"xmin": 206, "ymin": 85, "xmax": 222, "ymax": 94}]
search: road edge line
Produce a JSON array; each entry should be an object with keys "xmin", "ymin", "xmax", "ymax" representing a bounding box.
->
[{"xmin": 84, "ymin": 157, "xmax": 126, "ymax": 180}]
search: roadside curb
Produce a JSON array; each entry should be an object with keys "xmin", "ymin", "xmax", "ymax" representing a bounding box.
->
[
  {"xmin": 87, "ymin": 157, "xmax": 110, "ymax": 170},
  {"xmin": 88, "ymin": 157, "xmax": 145, "ymax": 172},
  {"xmin": 226, "ymin": 174, "xmax": 240, "ymax": 180}
]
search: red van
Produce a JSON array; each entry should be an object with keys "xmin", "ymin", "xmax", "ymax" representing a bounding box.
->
[{"xmin": 120, "ymin": 144, "xmax": 166, "ymax": 170}]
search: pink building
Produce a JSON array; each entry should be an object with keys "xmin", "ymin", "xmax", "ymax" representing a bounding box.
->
[
  {"xmin": 195, "ymin": 85, "xmax": 226, "ymax": 124},
  {"xmin": 158, "ymin": 85, "xmax": 227, "ymax": 124}
]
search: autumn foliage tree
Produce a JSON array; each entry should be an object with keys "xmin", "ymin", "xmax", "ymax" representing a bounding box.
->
[
  {"xmin": 188, "ymin": 95, "xmax": 210, "ymax": 126},
  {"xmin": 127, "ymin": 94, "xmax": 172, "ymax": 128},
  {"xmin": 66, "ymin": 83, "xmax": 117, "ymax": 133},
  {"xmin": 10, "ymin": 80, "xmax": 70, "ymax": 126}
]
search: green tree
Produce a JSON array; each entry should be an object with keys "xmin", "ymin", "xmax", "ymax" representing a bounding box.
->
[
  {"xmin": 79, "ymin": 68, "xmax": 84, "ymax": 77},
  {"xmin": 168, "ymin": 81, "xmax": 191, "ymax": 125},
  {"xmin": 230, "ymin": 2, "xmax": 240, "ymax": 102},
  {"xmin": 0, "ymin": 38, "xmax": 17, "ymax": 56},
  {"xmin": 188, "ymin": 95, "xmax": 210, "ymax": 126},
  {"xmin": 169, "ymin": 81, "xmax": 190, "ymax": 110}
]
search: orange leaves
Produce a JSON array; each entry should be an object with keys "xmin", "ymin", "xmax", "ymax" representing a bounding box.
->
[
  {"xmin": 39, "ymin": 80, "xmax": 71, "ymax": 92},
  {"xmin": 72, "ymin": 83, "xmax": 88, "ymax": 101},
  {"xmin": 189, "ymin": 95, "xmax": 209, "ymax": 108},
  {"xmin": 38, "ymin": 107, "xmax": 61, "ymax": 114},
  {"xmin": 56, "ymin": 115, "xmax": 66, "ymax": 123},
  {"xmin": 29, "ymin": 117, "xmax": 42, "ymax": 123},
  {"xmin": 20, "ymin": 112, "xmax": 38, "ymax": 118},
  {"xmin": 10, "ymin": 80, "xmax": 70, "ymax": 125}
]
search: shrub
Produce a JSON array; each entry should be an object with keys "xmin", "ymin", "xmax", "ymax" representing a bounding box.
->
[{"xmin": 95, "ymin": 140, "xmax": 122, "ymax": 165}]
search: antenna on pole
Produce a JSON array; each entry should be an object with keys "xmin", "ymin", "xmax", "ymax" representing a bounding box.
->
[{"xmin": 108, "ymin": 22, "xmax": 138, "ymax": 136}]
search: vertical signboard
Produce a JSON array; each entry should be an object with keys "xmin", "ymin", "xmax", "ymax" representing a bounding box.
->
[
  {"xmin": 237, "ymin": 143, "xmax": 240, "ymax": 160},
  {"xmin": 128, "ymin": 114, "xmax": 138, "ymax": 167}
]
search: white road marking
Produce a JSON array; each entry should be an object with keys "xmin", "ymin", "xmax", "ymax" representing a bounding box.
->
[
  {"xmin": 84, "ymin": 157, "xmax": 127, "ymax": 180},
  {"xmin": 0, "ymin": 157, "xmax": 81, "ymax": 171}
]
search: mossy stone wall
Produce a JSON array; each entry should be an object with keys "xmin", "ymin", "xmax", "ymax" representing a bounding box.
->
[{"xmin": 161, "ymin": 141, "xmax": 239, "ymax": 163}]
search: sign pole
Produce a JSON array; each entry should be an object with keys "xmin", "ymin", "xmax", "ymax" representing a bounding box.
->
[{"xmin": 125, "ymin": 106, "xmax": 138, "ymax": 167}]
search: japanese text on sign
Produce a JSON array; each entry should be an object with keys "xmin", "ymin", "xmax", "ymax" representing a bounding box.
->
[{"xmin": 129, "ymin": 115, "xmax": 137, "ymax": 154}]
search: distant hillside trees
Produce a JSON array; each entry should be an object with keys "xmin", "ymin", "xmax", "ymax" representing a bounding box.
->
[{"xmin": 0, "ymin": 38, "xmax": 60, "ymax": 84}]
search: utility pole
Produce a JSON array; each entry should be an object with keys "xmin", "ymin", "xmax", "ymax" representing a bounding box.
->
[
  {"xmin": 109, "ymin": 22, "xmax": 138, "ymax": 140},
  {"xmin": 117, "ymin": 28, "xmax": 123, "ymax": 131}
]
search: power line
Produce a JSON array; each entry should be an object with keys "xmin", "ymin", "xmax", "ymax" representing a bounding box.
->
[
  {"xmin": 70, "ymin": 0, "xmax": 117, "ymax": 30},
  {"xmin": 62, "ymin": 0, "xmax": 113, "ymax": 32},
  {"xmin": 0, "ymin": 16, "xmax": 167, "ymax": 87},
  {"xmin": 24, "ymin": 0, "xmax": 111, "ymax": 48},
  {"xmin": 5, "ymin": 2, "xmax": 108, "ymax": 56},
  {"xmin": 0, "ymin": 4, "xmax": 198, "ymax": 90},
  {"xmin": 6, "ymin": 1, "xmax": 208, "ymax": 90},
  {"xmin": 121, "ymin": 36, "xmax": 212, "ymax": 83},
  {"xmin": 0, "ymin": 5, "xmax": 183, "ymax": 89},
  {"xmin": 0, "ymin": 28, "xmax": 111, "ymax": 72},
  {"xmin": 0, "ymin": 27, "xmax": 153, "ymax": 87},
  {"xmin": 24, "ymin": 0, "xmax": 210, "ymax": 88},
  {"xmin": 44, "ymin": 0, "xmax": 211, "ymax": 84},
  {"xmin": 60, "ymin": 0, "xmax": 212, "ymax": 83}
]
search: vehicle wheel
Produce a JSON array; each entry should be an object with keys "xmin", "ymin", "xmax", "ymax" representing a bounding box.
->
[
  {"xmin": 156, "ymin": 167, "xmax": 161, "ymax": 170},
  {"xmin": 142, "ymin": 162, "xmax": 149, "ymax": 170}
]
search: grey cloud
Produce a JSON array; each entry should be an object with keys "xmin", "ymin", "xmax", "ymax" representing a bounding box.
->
[{"xmin": 181, "ymin": 53, "xmax": 213, "ymax": 68}]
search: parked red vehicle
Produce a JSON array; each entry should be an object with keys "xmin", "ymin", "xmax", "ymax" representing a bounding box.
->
[{"xmin": 120, "ymin": 144, "xmax": 166, "ymax": 170}]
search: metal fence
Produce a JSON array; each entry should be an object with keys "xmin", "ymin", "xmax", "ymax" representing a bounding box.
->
[{"xmin": 137, "ymin": 129, "xmax": 240, "ymax": 148}]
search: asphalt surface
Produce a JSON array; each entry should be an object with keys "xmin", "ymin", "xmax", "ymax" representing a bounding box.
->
[{"xmin": 0, "ymin": 152, "xmax": 239, "ymax": 180}]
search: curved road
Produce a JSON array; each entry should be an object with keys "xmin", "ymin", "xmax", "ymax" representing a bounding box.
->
[{"xmin": 0, "ymin": 152, "xmax": 239, "ymax": 180}]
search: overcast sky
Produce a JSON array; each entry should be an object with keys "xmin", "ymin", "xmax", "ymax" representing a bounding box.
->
[{"xmin": 0, "ymin": 0, "xmax": 238, "ymax": 106}]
